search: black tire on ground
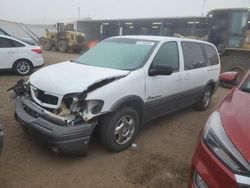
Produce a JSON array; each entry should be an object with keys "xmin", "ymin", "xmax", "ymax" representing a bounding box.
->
[
  {"xmin": 73, "ymin": 48, "xmax": 82, "ymax": 53},
  {"xmin": 98, "ymin": 106, "xmax": 140, "ymax": 152},
  {"xmin": 43, "ymin": 39, "xmax": 52, "ymax": 50},
  {"xmin": 58, "ymin": 40, "xmax": 68, "ymax": 52},
  {"xmin": 196, "ymin": 86, "xmax": 212, "ymax": 111},
  {"xmin": 13, "ymin": 59, "xmax": 32, "ymax": 76},
  {"xmin": 220, "ymin": 51, "xmax": 250, "ymax": 81},
  {"xmin": 219, "ymin": 81, "xmax": 235, "ymax": 89}
]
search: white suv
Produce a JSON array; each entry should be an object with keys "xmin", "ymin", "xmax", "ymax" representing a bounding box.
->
[
  {"xmin": 0, "ymin": 35, "xmax": 44, "ymax": 75},
  {"xmin": 13, "ymin": 36, "xmax": 220, "ymax": 155}
]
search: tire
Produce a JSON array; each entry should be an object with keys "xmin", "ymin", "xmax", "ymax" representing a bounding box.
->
[
  {"xmin": 221, "ymin": 51, "xmax": 250, "ymax": 81},
  {"xmin": 98, "ymin": 106, "xmax": 140, "ymax": 152},
  {"xmin": 196, "ymin": 86, "xmax": 212, "ymax": 111},
  {"xmin": 13, "ymin": 59, "xmax": 32, "ymax": 76},
  {"xmin": 43, "ymin": 39, "xmax": 52, "ymax": 50},
  {"xmin": 73, "ymin": 48, "xmax": 82, "ymax": 53},
  {"xmin": 58, "ymin": 40, "xmax": 68, "ymax": 52}
]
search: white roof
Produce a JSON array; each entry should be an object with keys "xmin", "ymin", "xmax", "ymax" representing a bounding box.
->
[{"xmin": 111, "ymin": 35, "xmax": 213, "ymax": 45}]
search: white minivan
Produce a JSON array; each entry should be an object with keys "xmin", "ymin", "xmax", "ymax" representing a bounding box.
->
[{"xmin": 13, "ymin": 36, "xmax": 220, "ymax": 155}]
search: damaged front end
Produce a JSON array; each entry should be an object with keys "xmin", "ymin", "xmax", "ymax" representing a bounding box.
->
[
  {"xmin": 9, "ymin": 76, "xmax": 122, "ymax": 155},
  {"xmin": 9, "ymin": 79, "xmax": 106, "ymax": 127},
  {"xmin": 9, "ymin": 79, "xmax": 106, "ymax": 155}
]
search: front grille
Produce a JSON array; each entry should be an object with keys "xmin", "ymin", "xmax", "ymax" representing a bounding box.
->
[
  {"xmin": 22, "ymin": 100, "xmax": 67, "ymax": 126},
  {"xmin": 36, "ymin": 89, "xmax": 58, "ymax": 105}
]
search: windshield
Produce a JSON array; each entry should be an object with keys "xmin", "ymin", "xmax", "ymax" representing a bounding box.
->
[
  {"xmin": 75, "ymin": 38, "xmax": 156, "ymax": 70},
  {"xmin": 242, "ymin": 76, "xmax": 250, "ymax": 92}
]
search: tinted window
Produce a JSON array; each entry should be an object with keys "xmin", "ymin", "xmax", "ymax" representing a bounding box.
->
[
  {"xmin": 182, "ymin": 42, "xmax": 206, "ymax": 70},
  {"xmin": 204, "ymin": 44, "xmax": 219, "ymax": 65},
  {"xmin": 0, "ymin": 37, "xmax": 24, "ymax": 48},
  {"xmin": 0, "ymin": 37, "xmax": 13, "ymax": 48},
  {"xmin": 152, "ymin": 42, "xmax": 179, "ymax": 71},
  {"xmin": 12, "ymin": 40, "xmax": 25, "ymax": 47}
]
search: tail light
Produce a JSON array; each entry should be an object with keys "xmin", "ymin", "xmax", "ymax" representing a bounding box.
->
[{"xmin": 31, "ymin": 48, "xmax": 42, "ymax": 54}]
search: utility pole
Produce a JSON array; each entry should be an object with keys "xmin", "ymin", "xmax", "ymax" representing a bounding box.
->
[
  {"xmin": 78, "ymin": 7, "xmax": 80, "ymax": 20},
  {"xmin": 202, "ymin": 0, "xmax": 206, "ymax": 16}
]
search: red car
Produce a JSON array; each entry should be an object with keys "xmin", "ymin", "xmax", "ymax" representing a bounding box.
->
[{"xmin": 189, "ymin": 70, "xmax": 250, "ymax": 188}]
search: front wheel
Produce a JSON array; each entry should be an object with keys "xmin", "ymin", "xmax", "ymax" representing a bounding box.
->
[
  {"xmin": 43, "ymin": 39, "xmax": 52, "ymax": 50},
  {"xmin": 197, "ymin": 86, "xmax": 212, "ymax": 111},
  {"xmin": 98, "ymin": 106, "xmax": 140, "ymax": 152},
  {"xmin": 58, "ymin": 40, "xmax": 68, "ymax": 52}
]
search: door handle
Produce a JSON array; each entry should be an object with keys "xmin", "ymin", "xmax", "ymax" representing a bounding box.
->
[
  {"xmin": 7, "ymin": 51, "xmax": 15, "ymax": 54},
  {"xmin": 185, "ymin": 73, "xmax": 191, "ymax": 80},
  {"xmin": 176, "ymin": 75, "xmax": 183, "ymax": 82}
]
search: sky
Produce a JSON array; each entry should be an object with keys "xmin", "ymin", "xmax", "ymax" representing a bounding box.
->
[{"xmin": 0, "ymin": 0, "xmax": 249, "ymax": 24}]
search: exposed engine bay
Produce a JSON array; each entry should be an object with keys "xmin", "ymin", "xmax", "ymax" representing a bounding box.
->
[{"xmin": 9, "ymin": 77, "xmax": 122, "ymax": 126}]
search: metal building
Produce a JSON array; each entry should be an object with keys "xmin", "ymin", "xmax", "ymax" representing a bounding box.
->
[{"xmin": 76, "ymin": 17, "xmax": 208, "ymax": 42}]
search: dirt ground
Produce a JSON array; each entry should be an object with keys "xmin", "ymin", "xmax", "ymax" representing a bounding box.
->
[{"xmin": 0, "ymin": 51, "xmax": 229, "ymax": 188}]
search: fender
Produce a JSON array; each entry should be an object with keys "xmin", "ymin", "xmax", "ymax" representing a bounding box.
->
[{"xmin": 110, "ymin": 95, "xmax": 145, "ymax": 112}]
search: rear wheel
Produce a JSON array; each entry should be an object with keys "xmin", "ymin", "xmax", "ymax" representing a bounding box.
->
[
  {"xmin": 58, "ymin": 40, "xmax": 68, "ymax": 52},
  {"xmin": 73, "ymin": 48, "xmax": 82, "ymax": 53},
  {"xmin": 13, "ymin": 60, "xmax": 32, "ymax": 76},
  {"xmin": 98, "ymin": 106, "xmax": 140, "ymax": 152},
  {"xmin": 197, "ymin": 86, "xmax": 212, "ymax": 111}
]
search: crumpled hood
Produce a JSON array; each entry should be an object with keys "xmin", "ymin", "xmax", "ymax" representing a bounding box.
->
[
  {"xmin": 30, "ymin": 61, "xmax": 129, "ymax": 95},
  {"xmin": 219, "ymin": 88, "xmax": 250, "ymax": 161}
]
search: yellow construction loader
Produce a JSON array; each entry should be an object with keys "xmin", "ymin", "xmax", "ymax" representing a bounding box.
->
[
  {"xmin": 207, "ymin": 8, "xmax": 250, "ymax": 79},
  {"xmin": 43, "ymin": 23, "xmax": 85, "ymax": 53}
]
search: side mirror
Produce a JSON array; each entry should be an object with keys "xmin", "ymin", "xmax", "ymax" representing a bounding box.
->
[
  {"xmin": 219, "ymin": 72, "xmax": 238, "ymax": 86},
  {"xmin": 149, "ymin": 65, "xmax": 173, "ymax": 76}
]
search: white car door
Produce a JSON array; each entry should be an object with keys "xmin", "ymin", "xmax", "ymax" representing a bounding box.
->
[
  {"xmin": 180, "ymin": 41, "xmax": 210, "ymax": 102},
  {"xmin": 0, "ymin": 37, "xmax": 16, "ymax": 69},
  {"xmin": 145, "ymin": 41, "xmax": 186, "ymax": 119}
]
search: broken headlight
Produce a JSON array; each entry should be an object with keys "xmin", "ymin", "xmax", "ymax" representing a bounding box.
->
[
  {"xmin": 61, "ymin": 93, "xmax": 104, "ymax": 122},
  {"xmin": 85, "ymin": 100, "xmax": 104, "ymax": 115},
  {"xmin": 62, "ymin": 93, "xmax": 86, "ymax": 113}
]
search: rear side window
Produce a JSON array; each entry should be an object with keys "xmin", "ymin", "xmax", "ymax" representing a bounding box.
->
[
  {"xmin": 181, "ymin": 42, "xmax": 206, "ymax": 70},
  {"xmin": 152, "ymin": 42, "xmax": 179, "ymax": 71},
  {"xmin": 0, "ymin": 37, "xmax": 13, "ymax": 48},
  {"xmin": 204, "ymin": 44, "xmax": 219, "ymax": 65},
  {"xmin": 0, "ymin": 37, "xmax": 25, "ymax": 48},
  {"xmin": 11, "ymin": 40, "xmax": 25, "ymax": 47}
]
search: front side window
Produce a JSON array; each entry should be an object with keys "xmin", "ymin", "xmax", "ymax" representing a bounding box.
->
[
  {"xmin": 182, "ymin": 42, "xmax": 206, "ymax": 70},
  {"xmin": 230, "ymin": 11, "xmax": 248, "ymax": 35},
  {"xmin": 151, "ymin": 42, "xmax": 179, "ymax": 71},
  {"xmin": 75, "ymin": 38, "xmax": 156, "ymax": 70},
  {"xmin": 204, "ymin": 44, "xmax": 219, "ymax": 65}
]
